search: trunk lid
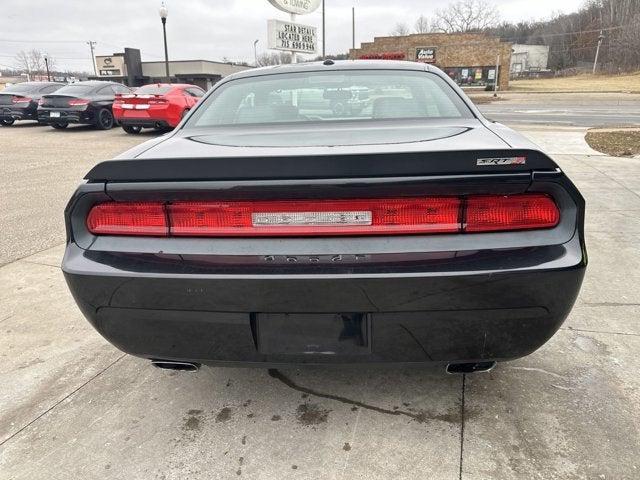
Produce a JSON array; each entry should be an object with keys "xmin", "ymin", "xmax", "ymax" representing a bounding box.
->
[{"xmin": 86, "ymin": 120, "xmax": 560, "ymax": 182}]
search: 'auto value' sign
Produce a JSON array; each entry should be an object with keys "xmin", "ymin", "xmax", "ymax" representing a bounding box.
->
[
  {"xmin": 267, "ymin": 19, "xmax": 317, "ymax": 54},
  {"xmin": 416, "ymin": 47, "xmax": 436, "ymax": 63}
]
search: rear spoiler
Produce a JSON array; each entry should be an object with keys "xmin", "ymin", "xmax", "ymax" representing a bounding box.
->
[{"xmin": 85, "ymin": 149, "xmax": 560, "ymax": 183}]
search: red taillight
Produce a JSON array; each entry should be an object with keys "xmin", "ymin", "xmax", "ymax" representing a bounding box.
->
[
  {"xmin": 68, "ymin": 98, "xmax": 90, "ymax": 106},
  {"xmin": 148, "ymin": 97, "xmax": 168, "ymax": 105},
  {"xmin": 464, "ymin": 194, "xmax": 560, "ymax": 232},
  {"xmin": 86, "ymin": 203, "xmax": 168, "ymax": 236},
  {"xmin": 85, "ymin": 194, "xmax": 560, "ymax": 237},
  {"xmin": 168, "ymin": 198, "xmax": 461, "ymax": 237},
  {"xmin": 12, "ymin": 96, "xmax": 32, "ymax": 104}
]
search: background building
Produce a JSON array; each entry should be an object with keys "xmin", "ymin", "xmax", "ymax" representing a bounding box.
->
[
  {"xmin": 510, "ymin": 44, "xmax": 550, "ymax": 75},
  {"xmin": 350, "ymin": 33, "xmax": 512, "ymax": 89},
  {"xmin": 91, "ymin": 48, "xmax": 251, "ymax": 90}
]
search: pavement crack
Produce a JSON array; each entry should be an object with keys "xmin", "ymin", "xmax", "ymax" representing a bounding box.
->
[
  {"xmin": 459, "ymin": 374, "xmax": 466, "ymax": 480},
  {"xmin": 562, "ymin": 326, "xmax": 640, "ymax": 337},
  {"xmin": 506, "ymin": 366, "xmax": 566, "ymax": 379},
  {"xmin": 580, "ymin": 302, "xmax": 640, "ymax": 307},
  {"xmin": 0, "ymin": 353, "xmax": 126, "ymax": 447},
  {"xmin": 268, "ymin": 369, "xmax": 425, "ymax": 422}
]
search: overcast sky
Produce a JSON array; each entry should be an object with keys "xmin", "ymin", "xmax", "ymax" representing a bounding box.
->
[{"xmin": 0, "ymin": 0, "xmax": 585, "ymax": 72}]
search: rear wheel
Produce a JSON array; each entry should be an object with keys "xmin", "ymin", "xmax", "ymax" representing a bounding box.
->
[
  {"xmin": 122, "ymin": 125, "xmax": 142, "ymax": 134},
  {"xmin": 52, "ymin": 122, "xmax": 68, "ymax": 129},
  {"xmin": 96, "ymin": 109, "xmax": 114, "ymax": 130},
  {"xmin": 1, "ymin": 119, "xmax": 15, "ymax": 126}
]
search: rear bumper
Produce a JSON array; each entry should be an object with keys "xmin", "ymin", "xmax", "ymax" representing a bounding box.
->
[
  {"xmin": 0, "ymin": 106, "xmax": 36, "ymax": 121},
  {"xmin": 37, "ymin": 108, "xmax": 95, "ymax": 125},
  {"xmin": 119, "ymin": 117, "xmax": 172, "ymax": 128},
  {"xmin": 63, "ymin": 238, "xmax": 586, "ymax": 366}
]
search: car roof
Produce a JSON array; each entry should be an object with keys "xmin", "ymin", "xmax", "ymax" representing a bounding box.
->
[
  {"xmin": 137, "ymin": 83, "xmax": 202, "ymax": 89},
  {"xmin": 226, "ymin": 60, "xmax": 432, "ymax": 81},
  {"xmin": 69, "ymin": 80, "xmax": 123, "ymax": 86}
]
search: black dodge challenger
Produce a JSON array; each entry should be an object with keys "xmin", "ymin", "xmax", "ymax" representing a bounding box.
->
[{"xmin": 63, "ymin": 61, "xmax": 587, "ymax": 373}]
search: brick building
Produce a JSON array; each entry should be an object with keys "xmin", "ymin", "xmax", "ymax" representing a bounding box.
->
[{"xmin": 349, "ymin": 33, "xmax": 512, "ymax": 89}]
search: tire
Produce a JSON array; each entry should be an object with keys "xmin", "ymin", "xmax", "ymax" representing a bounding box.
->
[
  {"xmin": 122, "ymin": 125, "xmax": 142, "ymax": 134},
  {"xmin": 96, "ymin": 109, "xmax": 114, "ymax": 130},
  {"xmin": 52, "ymin": 122, "xmax": 68, "ymax": 129},
  {"xmin": 1, "ymin": 119, "xmax": 15, "ymax": 126}
]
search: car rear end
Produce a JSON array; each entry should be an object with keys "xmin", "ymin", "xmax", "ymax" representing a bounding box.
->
[
  {"xmin": 0, "ymin": 84, "xmax": 45, "ymax": 123},
  {"xmin": 62, "ymin": 63, "xmax": 587, "ymax": 369},
  {"xmin": 113, "ymin": 85, "xmax": 181, "ymax": 129},
  {"xmin": 38, "ymin": 94, "xmax": 94, "ymax": 125},
  {"xmin": 62, "ymin": 150, "xmax": 585, "ymax": 368}
]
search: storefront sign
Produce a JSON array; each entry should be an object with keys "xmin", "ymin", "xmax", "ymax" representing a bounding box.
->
[
  {"xmin": 267, "ymin": 0, "xmax": 321, "ymax": 15},
  {"xmin": 267, "ymin": 19, "xmax": 317, "ymax": 54},
  {"xmin": 359, "ymin": 52, "xmax": 406, "ymax": 60},
  {"xmin": 415, "ymin": 47, "xmax": 436, "ymax": 63},
  {"xmin": 95, "ymin": 55, "xmax": 125, "ymax": 77}
]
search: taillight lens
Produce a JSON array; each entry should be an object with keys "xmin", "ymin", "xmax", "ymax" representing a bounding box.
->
[
  {"xmin": 465, "ymin": 194, "xmax": 560, "ymax": 232},
  {"xmin": 12, "ymin": 96, "xmax": 32, "ymax": 104},
  {"xmin": 85, "ymin": 194, "xmax": 560, "ymax": 237},
  {"xmin": 148, "ymin": 98, "xmax": 168, "ymax": 105},
  {"xmin": 168, "ymin": 198, "xmax": 461, "ymax": 237},
  {"xmin": 68, "ymin": 98, "xmax": 90, "ymax": 106},
  {"xmin": 86, "ymin": 203, "xmax": 168, "ymax": 236}
]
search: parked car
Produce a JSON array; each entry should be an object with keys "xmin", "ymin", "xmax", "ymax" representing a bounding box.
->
[
  {"xmin": 38, "ymin": 80, "xmax": 131, "ymax": 130},
  {"xmin": 113, "ymin": 83, "xmax": 205, "ymax": 134},
  {"xmin": 0, "ymin": 81, "xmax": 64, "ymax": 126},
  {"xmin": 62, "ymin": 61, "xmax": 587, "ymax": 374}
]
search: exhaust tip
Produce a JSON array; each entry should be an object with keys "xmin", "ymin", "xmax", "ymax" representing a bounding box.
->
[
  {"xmin": 446, "ymin": 361, "xmax": 496, "ymax": 375},
  {"xmin": 151, "ymin": 360, "xmax": 201, "ymax": 372}
]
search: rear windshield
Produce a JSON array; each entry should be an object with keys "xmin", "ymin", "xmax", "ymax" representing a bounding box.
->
[
  {"xmin": 185, "ymin": 70, "xmax": 473, "ymax": 128},
  {"xmin": 2, "ymin": 83, "xmax": 40, "ymax": 94},
  {"xmin": 54, "ymin": 84, "xmax": 96, "ymax": 95},
  {"xmin": 134, "ymin": 85, "xmax": 173, "ymax": 95}
]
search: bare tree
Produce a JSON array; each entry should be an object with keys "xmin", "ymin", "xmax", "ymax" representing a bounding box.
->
[
  {"xmin": 432, "ymin": 0, "xmax": 500, "ymax": 33},
  {"xmin": 414, "ymin": 15, "xmax": 431, "ymax": 33},
  {"xmin": 608, "ymin": 13, "xmax": 640, "ymax": 72},
  {"xmin": 256, "ymin": 51, "xmax": 292, "ymax": 66},
  {"xmin": 390, "ymin": 22, "xmax": 410, "ymax": 36},
  {"xmin": 14, "ymin": 49, "xmax": 55, "ymax": 75}
]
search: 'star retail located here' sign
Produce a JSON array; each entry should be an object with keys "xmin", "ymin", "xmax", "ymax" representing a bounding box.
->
[{"xmin": 267, "ymin": 19, "xmax": 317, "ymax": 54}]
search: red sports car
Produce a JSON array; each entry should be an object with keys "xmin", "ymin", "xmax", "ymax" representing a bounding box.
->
[{"xmin": 113, "ymin": 83, "xmax": 205, "ymax": 133}]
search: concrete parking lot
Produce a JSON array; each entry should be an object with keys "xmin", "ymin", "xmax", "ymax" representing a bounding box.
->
[{"xmin": 1, "ymin": 100, "xmax": 639, "ymax": 479}]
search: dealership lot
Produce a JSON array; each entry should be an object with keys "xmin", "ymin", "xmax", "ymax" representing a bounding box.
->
[{"xmin": 1, "ymin": 109, "xmax": 639, "ymax": 479}]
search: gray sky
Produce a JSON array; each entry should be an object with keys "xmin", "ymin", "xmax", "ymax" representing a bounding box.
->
[{"xmin": 0, "ymin": 0, "xmax": 584, "ymax": 72}]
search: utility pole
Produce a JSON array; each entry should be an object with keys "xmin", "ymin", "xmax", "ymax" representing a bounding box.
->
[
  {"xmin": 86, "ymin": 41, "xmax": 97, "ymax": 76},
  {"xmin": 322, "ymin": 0, "xmax": 326, "ymax": 59},
  {"xmin": 352, "ymin": 7, "xmax": 355, "ymax": 50},
  {"xmin": 494, "ymin": 54, "xmax": 500, "ymax": 96},
  {"xmin": 253, "ymin": 39, "xmax": 259, "ymax": 67},
  {"xmin": 44, "ymin": 55, "xmax": 51, "ymax": 81},
  {"xmin": 593, "ymin": 30, "xmax": 604, "ymax": 74}
]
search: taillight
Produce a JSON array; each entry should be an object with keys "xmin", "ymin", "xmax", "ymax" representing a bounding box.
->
[
  {"xmin": 12, "ymin": 96, "xmax": 32, "ymax": 104},
  {"xmin": 148, "ymin": 98, "xmax": 168, "ymax": 105},
  {"xmin": 68, "ymin": 98, "xmax": 90, "ymax": 106},
  {"xmin": 465, "ymin": 194, "xmax": 560, "ymax": 232},
  {"xmin": 168, "ymin": 198, "xmax": 461, "ymax": 237},
  {"xmin": 85, "ymin": 194, "xmax": 560, "ymax": 237},
  {"xmin": 38, "ymin": 98, "xmax": 45, "ymax": 106},
  {"xmin": 86, "ymin": 203, "xmax": 168, "ymax": 236}
]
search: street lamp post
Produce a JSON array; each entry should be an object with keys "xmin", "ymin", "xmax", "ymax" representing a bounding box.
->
[
  {"xmin": 253, "ymin": 39, "xmax": 259, "ymax": 67},
  {"xmin": 159, "ymin": 2, "xmax": 170, "ymax": 83},
  {"xmin": 44, "ymin": 55, "xmax": 51, "ymax": 81}
]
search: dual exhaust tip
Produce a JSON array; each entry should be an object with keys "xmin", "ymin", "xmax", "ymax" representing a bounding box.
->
[{"xmin": 151, "ymin": 360, "xmax": 496, "ymax": 374}]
